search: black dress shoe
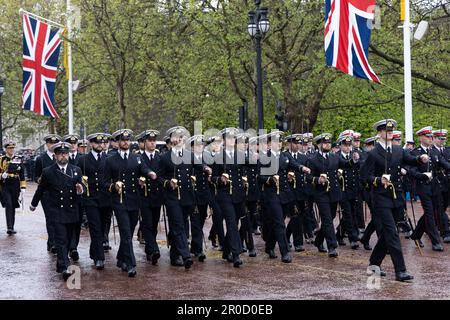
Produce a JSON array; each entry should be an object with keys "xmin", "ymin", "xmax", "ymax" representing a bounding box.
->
[
  {"xmin": 432, "ymin": 243, "xmax": 444, "ymax": 251},
  {"xmin": 265, "ymin": 248, "xmax": 278, "ymax": 259},
  {"xmin": 127, "ymin": 266, "xmax": 137, "ymax": 277},
  {"xmin": 315, "ymin": 244, "xmax": 327, "ymax": 253},
  {"xmin": 170, "ymin": 257, "xmax": 184, "ymax": 267},
  {"xmin": 116, "ymin": 260, "xmax": 128, "ymax": 271},
  {"xmin": 328, "ymin": 248, "xmax": 338, "ymax": 258},
  {"xmin": 197, "ymin": 252, "xmax": 206, "ymax": 262},
  {"xmin": 443, "ymin": 236, "xmax": 450, "ymax": 243},
  {"xmin": 281, "ymin": 254, "xmax": 292, "ymax": 263},
  {"xmin": 95, "ymin": 260, "xmax": 105, "ymax": 270},
  {"xmin": 337, "ymin": 239, "xmax": 346, "ymax": 246},
  {"xmin": 233, "ymin": 257, "xmax": 243, "ymax": 268},
  {"xmin": 62, "ymin": 270, "xmax": 72, "ymax": 281},
  {"xmin": 360, "ymin": 240, "xmax": 372, "ymax": 250},
  {"xmin": 222, "ymin": 252, "xmax": 233, "ymax": 262},
  {"xmin": 350, "ymin": 241, "xmax": 360, "ymax": 250},
  {"xmin": 248, "ymin": 249, "xmax": 257, "ymax": 257},
  {"xmin": 70, "ymin": 250, "xmax": 79, "ymax": 262},
  {"xmin": 152, "ymin": 251, "xmax": 161, "ymax": 265},
  {"xmin": 294, "ymin": 245, "xmax": 305, "ymax": 252},
  {"xmin": 183, "ymin": 257, "xmax": 193, "ymax": 269},
  {"xmin": 395, "ymin": 271, "xmax": 414, "ymax": 282},
  {"xmin": 6, "ymin": 229, "xmax": 13, "ymax": 235}
]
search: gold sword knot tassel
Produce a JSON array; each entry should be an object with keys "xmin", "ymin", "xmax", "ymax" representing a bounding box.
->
[
  {"xmin": 82, "ymin": 176, "xmax": 89, "ymax": 197},
  {"xmin": 116, "ymin": 181, "xmax": 124, "ymax": 203},
  {"xmin": 273, "ymin": 175, "xmax": 280, "ymax": 195}
]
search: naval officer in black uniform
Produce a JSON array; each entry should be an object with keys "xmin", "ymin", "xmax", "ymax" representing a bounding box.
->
[
  {"xmin": 103, "ymin": 129, "xmax": 155, "ymax": 277},
  {"xmin": 361, "ymin": 119, "xmax": 430, "ymax": 281},
  {"xmin": 30, "ymin": 142, "xmax": 84, "ymax": 281}
]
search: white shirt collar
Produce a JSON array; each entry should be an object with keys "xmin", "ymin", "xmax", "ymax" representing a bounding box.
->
[
  {"xmin": 119, "ymin": 150, "xmax": 129, "ymax": 159},
  {"xmin": 225, "ymin": 149, "xmax": 234, "ymax": 158},
  {"xmin": 145, "ymin": 150, "xmax": 156, "ymax": 158},
  {"xmin": 172, "ymin": 148, "xmax": 183, "ymax": 156},
  {"xmin": 58, "ymin": 164, "xmax": 68, "ymax": 171},
  {"xmin": 420, "ymin": 144, "xmax": 429, "ymax": 152},
  {"xmin": 47, "ymin": 150, "xmax": 54, "ymax": 158},
  {"xmin": 378, "ymin": 141, "xmax": 392, "ymax": 150},
  {"xmin": 70, "ymin": 151, "xmax": 77, "ymax": 157},
  {"xmin": 341, "ymin": 152, "xmax": 350, "ymax": 158},
  {"xmin": 91, "ymin": 150, "xmax": 100, "ymax": 158}
]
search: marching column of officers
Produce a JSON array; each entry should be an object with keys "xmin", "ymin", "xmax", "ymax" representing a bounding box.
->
[{"xmin": 2, "ymin": 118, "xmax": 450, "ymax": 282}]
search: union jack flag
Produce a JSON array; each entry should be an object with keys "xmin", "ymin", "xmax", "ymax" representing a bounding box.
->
[
  {"xmin": 324, "ymin": 0, "xmax": 380, "ymax": 82},
  {"xmin": 22, "ymin": 14, "xmax": 63, "ymax": 118}
]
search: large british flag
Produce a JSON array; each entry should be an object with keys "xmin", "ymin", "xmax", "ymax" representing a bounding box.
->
[
  {"xmin": 324, "ymin": 0, "xmax": 380, "ymax": 82},
  {"xmin": 22, "ymin": 14, "xmax": 63, "ymax": 118}
]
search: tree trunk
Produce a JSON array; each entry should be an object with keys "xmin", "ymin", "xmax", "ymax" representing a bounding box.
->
[{"xmin": 117, "ymin": 82, "xmax": 126, "ymax": 128}]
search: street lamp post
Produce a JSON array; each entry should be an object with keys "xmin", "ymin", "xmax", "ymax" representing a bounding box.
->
[
  {"xmin": 0, "ymin": 80, "xmax": 4, "ymax": 151},
  {"xmin": 248, "ymin": 0, "xmax": 269, "ymax": 131}
]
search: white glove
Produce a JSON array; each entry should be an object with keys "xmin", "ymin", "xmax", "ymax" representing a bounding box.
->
[
  {"xmin": 2, "ymin": 172, "xmax": 8, "ymax": 179},
  {"xmin": 21, "ymin": 189, "xmax": 26, "ymax": 195}
]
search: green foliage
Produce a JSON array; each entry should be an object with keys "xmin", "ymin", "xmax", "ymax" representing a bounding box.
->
[{"xmin": 0, "ymin": 0, "xmax": 448, "ymax": 144}]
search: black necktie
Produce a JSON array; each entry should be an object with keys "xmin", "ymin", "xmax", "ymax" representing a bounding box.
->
[
  {"xmin": 387, "ymin": 147, "xmax": 391, "ymax": 153},
  {"xmin": 150, "ymin": 153, "xmax": 154, "ymax": 161},
  {"xmin": 71, "ymin": 154, "xmax": 75, "ymax": 161},
  {"xmin": 345, "ymin": 155, "xmax": 349, "ymax": 160},
  {"xmin": 124, "ymin": 153, "xmax": 128, "ymax": 161},
  {"xmin": 97, "ymin": 153, "xmax": 101, "ymax": 162},
  {"xmin": 324, "ymin": 153, "xmax": 328, "ymax": 160},
  {"xmin": 294, "ymin": 153, "xmax": 297, "ymax": 160},
  {"xmin": 178, "ymin": 151, "xmax": 182, "ymax": 158},
  {"xmin": 61, "ymin": 167, "xmax": 65, "ymax": 174}
]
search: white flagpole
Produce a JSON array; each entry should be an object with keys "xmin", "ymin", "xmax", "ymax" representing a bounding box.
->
[
  {"xmin": 19, "ymin": 8, "xmax": 65, "ymax": 28},
  {"xmin": 403, "ymin": 0, "xmax": 413, "ymax": 142},
  {"xmin": 67, "ymin": 0, "xmax": 74, "ymax": 134}
]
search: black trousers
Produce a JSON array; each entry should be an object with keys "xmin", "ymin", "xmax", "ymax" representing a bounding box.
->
[
  {"xmin": 2, "ymin": 190, "xmax": 16, "ymax": 230},
  {"xmin": 412, "ymin": 193, "xmax": 441, "ymax": 245},
  {"xmin": 54, "ymin": 222, "xmax": 76, "ymax": 273},
  {"xmin": 239, "ymin": 204, "xmax": 255, "ymax": 251},
  {"xmin": 208, "ymin": 200, "xmax": 225, "ymax": 247},
  {"xmin": 190, "ymin": 204, "xmax": 208, "ymax": 254},
  {"xmin": 165, "ymin": 202, "xmax": 192, "ymax": 261},
  {"xmin": 369, "ymin": 206, "xmax": 406, "ymax": 273},
  {"xmin": 262, "ymin": 197, "xmax": 290, "ymax": 256},
  {"xmin": 218, "ymin": 199, "xmax": 243, "ymax": 258},
  {"xmin": 69, "ymin": 204, "xmax": 83, "ymax": 251},
  {"xmin": 85, "ymin": 206, "xmax": 106, "ymax": 261},
  {"xmin": 355, "ymin": 192, "xmax": 366, "ymax": 229},
  {"xmin": 337, "ymin": 199, "xmax": 359, "ymax": 242},
  {"xmin": 140, "ymin": 205, "xmax": 161, "ymax": 254},
  {"xmin": 114, "ymin": 208, "xmax": 139, "ymax": 267},
  {"xmin": 314, "ymin": 201, "xmax": 338, "ymax": 250},
  {"xmin": 42, "ymin": 200, "xmax": 56, "ymax": 249},
  {"xmin": 101, "ymin": 206, "xmax": 113, "ymax": 245},
  {"xmin": 304, "ymin": 198, "xmax": 318, "ymax": 235},
  {"xmin": 246, "ymin": 200, "xmax": 259, "ymax": 232},
  {"xmin": 286, "ymin": 200, "xmax": 306, "ymax": 246}
]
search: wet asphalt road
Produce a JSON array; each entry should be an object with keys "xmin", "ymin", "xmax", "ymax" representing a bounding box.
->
[{"xmin": 0, "ymin": 183, "xmax": 449, "ymax": 300}]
